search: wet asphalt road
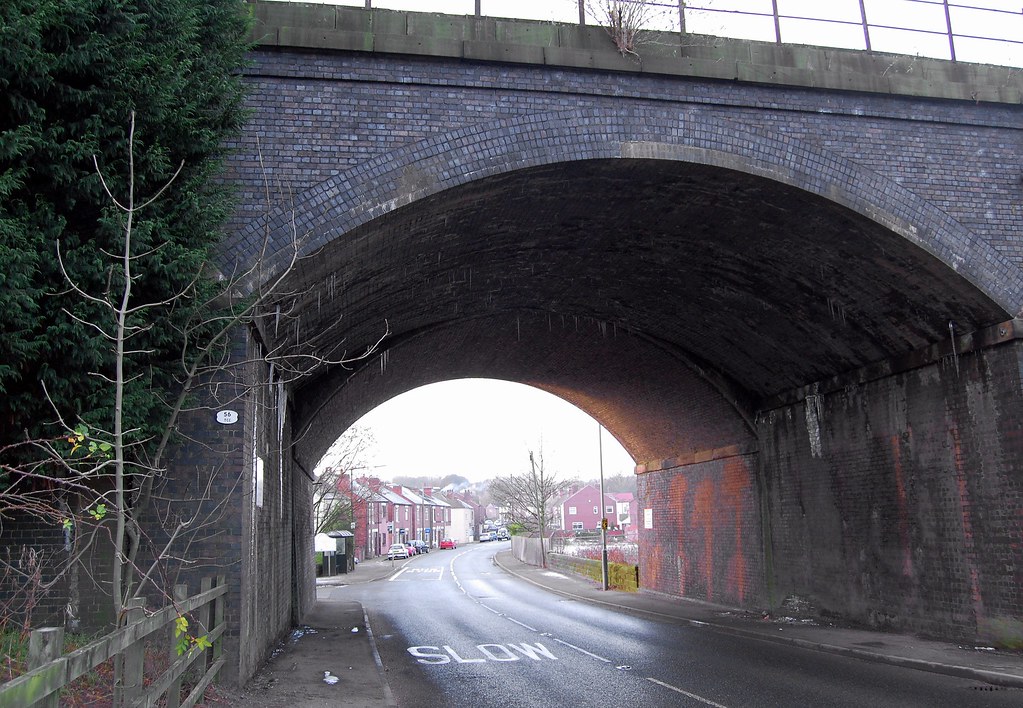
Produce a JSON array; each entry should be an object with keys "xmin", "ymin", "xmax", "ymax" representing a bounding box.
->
[{"xmin": 354, "ymin": 543, "xmax": 1021, "ymax": 707}]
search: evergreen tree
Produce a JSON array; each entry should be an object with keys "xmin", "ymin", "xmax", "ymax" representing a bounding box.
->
[{"xmin": 0, "ymin": 0, "xmax": 250, "ymax": 466}]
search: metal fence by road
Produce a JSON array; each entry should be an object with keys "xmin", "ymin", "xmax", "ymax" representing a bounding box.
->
[{"xmin": 295, "ymin": 0, "xmax": 1022, "ymax": 67}]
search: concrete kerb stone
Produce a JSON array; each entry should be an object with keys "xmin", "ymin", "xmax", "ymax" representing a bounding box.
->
[{"xmin": 492, "ymin": 551, "xmax": 1023, "ymax": 690}]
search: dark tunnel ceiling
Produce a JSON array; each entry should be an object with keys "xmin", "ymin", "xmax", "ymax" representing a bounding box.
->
[{"xmin": 273, "ymin": 158, "xmax": 1008, "ymax": 404}]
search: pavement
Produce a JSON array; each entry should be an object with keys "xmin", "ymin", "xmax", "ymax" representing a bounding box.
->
[{"xmin": 227, "ymin": 548, "xmax": 1023, "ymax": 706}]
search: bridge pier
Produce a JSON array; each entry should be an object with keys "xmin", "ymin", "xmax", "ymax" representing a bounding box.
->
[{"xmin": 138, "ymin": 328, "xmax": 314, "ymax": 685}]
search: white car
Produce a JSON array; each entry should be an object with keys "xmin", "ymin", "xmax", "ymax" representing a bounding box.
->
[
  {"xmin": 479, "ymin": 531, "xmax": 494, "ymax": 542},
  {"xmin": 387, "ymin": 543, "xmax": 410, "ymax": 559}
]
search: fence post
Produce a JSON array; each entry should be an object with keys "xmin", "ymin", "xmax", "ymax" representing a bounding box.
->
[
  {"xmin": 213, "ymin": 574, "xmax": 226, "ymax": 665},
  {"xmin": 858, "ymin": 0, "xmax": 871, "ymax": 51},
  {"xmin": 113, "ymin": 597, "xmax": 145, "ymax": 708},
  {"xmin": 166, "ymin": 583, "xmax": 188, "ymax": 708},
  {"xmin": 200, "ymin": 576, "xmax": 214, "ymax": 674},
  {"xmin": 679, "ymin": 1, "xmax": 686, "ymax": 35},
  {"xmin": 942, "ymin": 0, "xmax": 956, "ymax": 61},
  {"xmin": 27, "ymin": 627, "xmax": 64, "ymax": 708},
  {"xmin": 771, "ymin": 0, "xmax": 781, "ymax": 43}
]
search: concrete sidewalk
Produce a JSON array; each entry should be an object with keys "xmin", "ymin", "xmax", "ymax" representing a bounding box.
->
[
  {"xmin": 493, "ymin": 551, "xmax": 1023, "ymax": 689},
  {"xmin": 229, "ymin": 551, "xmax": 1023, "ymax": 706},
  {"xmin": 220, "ymin": 557, "xmax": 401, "ymax": 707}
]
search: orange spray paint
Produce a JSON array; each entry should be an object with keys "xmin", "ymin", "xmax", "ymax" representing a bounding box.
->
[
  {"xmin": 670, "ymin": 474, "xmax": 689, "ymax": 596},
  {"xmin": 694, "ymin": 479, "xmax": 715, "ymax": 602},
  {"xmin": 949, "ymin": 422, "xmax": 985, "ymax": 622},
  {"xmin": 723, "ymin": 459, "xmax": 749, "ymax": 604}
]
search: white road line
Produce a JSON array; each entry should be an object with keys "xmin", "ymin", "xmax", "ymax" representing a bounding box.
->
[
  {"xmin": 506, "ymin": 617, "xmax": 537, "ymax": 631},
  {"xmin": 646, "ymin": 678, "xmax": 730, "ymax": 708},
  {"xmin": 550, "ymin": 637, "xmax": 611, "ymax": 663},
  {"xmin": 388, "ymin": 567, "xmax": 409, "ymax": 582}
]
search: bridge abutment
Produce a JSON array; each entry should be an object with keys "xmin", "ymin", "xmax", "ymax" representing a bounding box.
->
[{"xmin": 640, "ymin": 325, "xmax": 1023, "ymax": 645}]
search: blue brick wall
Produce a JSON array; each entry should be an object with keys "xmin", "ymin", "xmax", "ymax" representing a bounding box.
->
[{"xmin": 223, "ymin": 49, "xmax": 1023, "ymax": 311}]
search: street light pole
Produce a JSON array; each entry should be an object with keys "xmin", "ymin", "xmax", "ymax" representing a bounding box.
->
[{"xmin": 598, "ymin": 423, "xmax": 609, "ymax": 591}]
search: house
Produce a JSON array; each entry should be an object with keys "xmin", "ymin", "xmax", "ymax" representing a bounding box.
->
[
  {"xmin": 393, "ymin": 485, "xmax": 431, "ymax": 542},
  {"xmin": 438, "ymin": 493, "xmax": 475, "ymax": 544},
  {"xmin": 420, "ymin": 487, "xmax": 451, "ymax": 546},
  {"xmin": 560, "ymin": 484, "xmax": 618, "ymax": 532},
  {"xmin": 380, "ymin": 486, "xmax": 414, "ymax": 547},
  {"xmin": 358, "ymin": 477, "xmax": 411, "ymax": 557},
  {"xmin": 611, "ymin": 492, "xmax": 639, "ymax": 539},
  {"xmin": 447, "ymin": 489, "xmax": 485, "ymax": 541}
]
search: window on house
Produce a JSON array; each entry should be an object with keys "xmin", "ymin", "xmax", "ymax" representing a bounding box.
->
[
  {"xmin": 568, "ymin": 506, "xmax": 577, "ymax": 515},
  {"xmin": 606, "ymin": 506, "xmax": 614, "ymax": 514},
  {"xmin": 593, "ymin": 506, "xmax": 599, "ymax": 515},
  {"xmin": 572, "ymin": 521, "xmax": 584, "ymax": 531}
]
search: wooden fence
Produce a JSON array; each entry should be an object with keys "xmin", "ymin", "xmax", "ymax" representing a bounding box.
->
[{"xmin": 0, "ymin": 575, "xmax": 227, "ymax": 708}]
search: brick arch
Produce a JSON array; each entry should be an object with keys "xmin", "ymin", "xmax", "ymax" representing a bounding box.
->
[
  {"xmin": 226, "ymin": 105, "xmax": 1021, "ymax": 315},
  {"xmin": 291, "ymin": 312, "xmax": 758, "ymax": 475}
]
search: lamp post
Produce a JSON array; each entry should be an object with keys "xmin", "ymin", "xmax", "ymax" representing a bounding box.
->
[{"xmin": 598, "ymin": 422, "xmax": 609, "ymax": 591}]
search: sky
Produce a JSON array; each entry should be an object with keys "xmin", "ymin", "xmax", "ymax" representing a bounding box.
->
[
  {"xmin": 295, "ymin": 0, "xmax": 1015, "ymax": 482},
  {"xmin": 350, "ymin": 380, "xmax": 637, "ymax": 484}
]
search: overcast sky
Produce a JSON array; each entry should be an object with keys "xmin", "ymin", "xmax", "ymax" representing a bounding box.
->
[
  {"xmin": 351, "ymin": 380, "xmax": 637, "ymax": 484},
  {"xmin": 292, "ymin": 0, "xmax": 1015, "ymax": 482}
]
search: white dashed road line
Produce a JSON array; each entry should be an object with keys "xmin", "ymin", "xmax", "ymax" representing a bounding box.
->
[{"xmin": 645, "ymin": 677, "xmax": 730, "ymax": 707}]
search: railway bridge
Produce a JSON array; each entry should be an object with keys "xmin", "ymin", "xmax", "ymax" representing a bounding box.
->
[{"xmin": 171, "ymin": 1, "xmax": 1023, "ymax": 682}]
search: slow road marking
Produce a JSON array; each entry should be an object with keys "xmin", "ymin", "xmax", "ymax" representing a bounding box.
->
[{"xmin": 408, "ymin": 642, "xmax": 558, "ymax": 665}]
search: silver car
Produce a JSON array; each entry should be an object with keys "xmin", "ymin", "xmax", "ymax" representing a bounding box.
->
[{"xmin": 387, "ymin": 543, "xmax": 410, "ymax": 559}]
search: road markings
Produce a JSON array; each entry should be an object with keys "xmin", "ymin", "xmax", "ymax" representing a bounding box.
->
[
  {"xmin": 442, "ymin": 547, "xmax": 610, "ymax": 669},
  {"xmin": 549, "ymin": 637, "xmax": 611, "ymax": 663},
  {"xmin": 407, "ymin": 642, "xmax": 559, "ymax": 665},
  {"xmin": 389, "ymin": 566, "xmax": 444, "ymax": 582},
  {"xmin": 506, "ymin": 617, "xmax": 537, "ymax": 631},
  {"xmin": 646, "ymin": 678, "xmax": 730, "ymax": 707}
]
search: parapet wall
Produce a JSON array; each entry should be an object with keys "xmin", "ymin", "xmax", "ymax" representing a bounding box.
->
[{"xmin": 248, "ymin": 1, "xmax": 1022, "ymax": 104}]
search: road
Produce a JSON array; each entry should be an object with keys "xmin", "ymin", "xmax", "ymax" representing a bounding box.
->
[{"xmin": 350, "ymin": 543, "xmax": 1020, "ymax": 707}]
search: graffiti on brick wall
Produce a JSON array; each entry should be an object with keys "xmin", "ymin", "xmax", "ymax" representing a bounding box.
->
[{"xmin": 639, "ymin": 455, "xmax": 761, "ymax": 607}]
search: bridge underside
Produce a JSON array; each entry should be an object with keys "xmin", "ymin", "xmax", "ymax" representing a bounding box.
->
[
  {"xmin": 251, "ymin": 155, "xmax": 1023, "ymax": 651},
  {"xmin": 284, "ymin": 158, "xmax": 1006, "ymax": 472}
]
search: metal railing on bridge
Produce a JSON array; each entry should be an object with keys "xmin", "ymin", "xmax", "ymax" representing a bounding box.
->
[{"xmin": 297, "ymin": 0, "xmax": 1023, "ymax": 67}]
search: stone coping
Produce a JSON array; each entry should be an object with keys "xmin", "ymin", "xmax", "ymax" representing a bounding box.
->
[{"xmin": 247, "ymin": 1, "xmax": 1022, "ymax": 104}]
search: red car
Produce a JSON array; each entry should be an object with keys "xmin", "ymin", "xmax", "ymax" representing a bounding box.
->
[{"xmin": 439, "ymin": 539, "xmax": 456, "ymax": 550}]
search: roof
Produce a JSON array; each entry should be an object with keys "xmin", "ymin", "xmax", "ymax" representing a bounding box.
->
[{"xmin": 376, "ymin": 488, "xmax": 411, "ymax": 506}]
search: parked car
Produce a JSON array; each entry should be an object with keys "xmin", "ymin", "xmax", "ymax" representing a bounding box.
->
[
  {"xmin": 405, "ymin": 543, "xmax": 418, "ymax": 556},
  {"xmin": 479, "ymin": 531, "xmax": 494, "ymax": 542},
  {"xmin": 497, "ymin": 528, "xmax": 510, "ymax": 540},
  {"xmin": 410, "ymin": 539, "xmax": 430, "ymax": 554},
  {"xmin": 439, "ymin": 539, "xmax": 456, "ymax": 550},
  {"xmin": 387, "ymin": 543, "xmax": 409, "ymax": 560}
]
